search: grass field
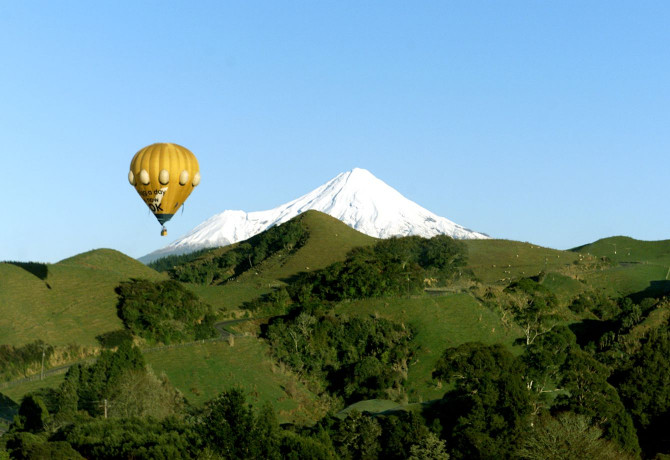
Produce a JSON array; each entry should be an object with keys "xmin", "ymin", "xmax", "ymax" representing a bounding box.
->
[
  {"xmin": 572, "ymin": 235, "xmax": 670, "ymax": 265},
  {"xmin": 541, "ymin": 272, "xmax": 588, "ymax": 304},
  {"xmin": 464, "ymin": 239, "xmax": 581, "ymax": 284},
  {"xmin": 336, "ymin": 399, "xmax": 403, "ymax": 418},
  {"xmin": 186, "ymin": 282, "xmax": 270, "ymax": 314},
  {"xmin": 1, "ymin": 373, "xmax": 66, "ymax": 406},
  {"xmin": 144, "ymin": 337, "xmax": 325, "ymax": 423},
  {"xmin": 336, "ymin": 293, "xmax": 522, "ymax": 401},
  {"xmin": 567, "ymin": 236, "xmax": 670, "ymax": 299},
  {"xmin": 259, "ymin": 211, "xmax": 376, "ymax": 281},
  {"xmin": 0, "ymin": 249, "xmax": 165, "ymax": 347},
  {"xmin": 582, "ymin": 263, "xmax": 670, "ymax": 299}
]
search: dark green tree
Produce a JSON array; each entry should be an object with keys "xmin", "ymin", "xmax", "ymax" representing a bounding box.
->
[
  {"xmin": 554, "ymin": 348, "xmax": 640, "ymax": 455},
  {"xmin": 17, "ymin": 395, "xmax": 50, "ymax": 433},
  {"xmin": 198, "ymin": 388, "xmax": 281, "ymax": 459},
  {"xmin": 331, "ymin": 410, "xmax": 382, "ymax": 460},
  {"xmin": 116, "ymin": 279, "xmax": 217, "ymax": 344},
  {"xmin": 517, "ymin": 412, "xmax": 636, "ymax": 460},
  {"xmin": 432, "ymin": 342, "xmax": 532, "ymax": 459},
  {"xmin": 614, "ymin": 328, "xmax": 670, "ymax": 455},
  {"xmin": 521, "ymin": 325, "xmax": 575, "ymax": 406},
  {"xmin": 504, "ymin": 277, "xmax": 560, "ymax": 346}
]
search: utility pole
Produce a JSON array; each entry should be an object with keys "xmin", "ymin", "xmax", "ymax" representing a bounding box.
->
[
  {"xmin": 40, "ymin": 345, "xmax": 46, "ymax": 380},
  {"xmin": 98, "ymin": 399, "xmax": 109, "ymax": 418}
]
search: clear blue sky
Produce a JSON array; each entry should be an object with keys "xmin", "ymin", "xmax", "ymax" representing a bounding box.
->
[{"xmin": 2, "ymin": 1, "xmax": 669, "ymax": 263}]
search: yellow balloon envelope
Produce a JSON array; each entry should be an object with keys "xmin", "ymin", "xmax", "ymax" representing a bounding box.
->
[{"xmin": 128, "ymin": 143, "xmax": 200, "ymax": 235}]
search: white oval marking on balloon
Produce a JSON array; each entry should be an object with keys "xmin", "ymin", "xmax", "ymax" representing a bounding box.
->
[
  {"xmin": 128, "ymin": 170, "xmax": 135, "ymax": 186},
  {"xmin": 192, "ymin": 171, "xmax": 201, "ymax": 187},
  {"xmin": 139, "ymin": 169, "xmax": 150, "ymax": 185},
  {"xmin": 179, "ymin": 170, "xmax": 189, "ymax": 185},
  {"xmin": 159, "ymin": 169, "xmax": 169, "ymax": 185}
]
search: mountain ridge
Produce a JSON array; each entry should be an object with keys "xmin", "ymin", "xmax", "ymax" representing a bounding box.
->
[{"xmin": 140, "ymin": 168, "xmax": 488, "ymax": 263}]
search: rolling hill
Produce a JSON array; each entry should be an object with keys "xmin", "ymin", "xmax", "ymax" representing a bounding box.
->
[
  {"xmin": 0, "ymin": 249, "xmax": 166, "ymax": 347},
  {"xmin": 5, "ymin": 216, "xmax": 670, "ymax": 446},
  {"xmin": 154, "ymin": 210, "xmax": 376, "ymax": 312}
]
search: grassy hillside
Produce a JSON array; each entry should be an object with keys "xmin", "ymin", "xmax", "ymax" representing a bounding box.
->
[
  {"xmin": 464, "ymin": 239, "xmax": 581, "ymax": 284},
  {"xmin": 144, "ymin": 337, "xmax": 325, "ymax": 423},
  {"xmin": 572, "ymin": 237, "xmax": 670, "ymax": 299},
  {"xmin": 336, "ymin": 293, "xmax": 522, "ymax": 401},
  {"xmin": 572, "ymin": 235, "xmax": 670, "ymax": 265},
  {"xmin": 466, "ymin": 237, "xmax": 670, "ymax": 302},
  {"xmin": 169, "ymin": 211, "xmax": 376, "ymax": 313},
  {"xmin": 257, "ymin": 210, "xmax": 376, "ymax": 280},
  {"xmin": 0, "ymin": 249, "xmax": 166, "ymax": 347},
  {"xmin": 6, "ymin": 228, "xmax": 670, "ymax": 458}
]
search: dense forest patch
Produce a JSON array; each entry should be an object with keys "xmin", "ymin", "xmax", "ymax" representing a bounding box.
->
[
  {"xmin": 167, "ymin": 220, "xmax": 309, "ymax": 285},
  {"xmin": 115, "ymin": 279, "xmax": 217, "ymax": 344}
]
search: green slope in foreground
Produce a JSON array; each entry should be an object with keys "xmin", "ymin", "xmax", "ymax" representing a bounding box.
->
[
  {"xmin": 336, "ymin": 292, "xmax": 522, "ymax": 402},
  {"xmin": 144, "ymin": 337, "xmax": 324, "ymax": 424},
  {"xmin": 0, "ymin": 249, "xmax": 166, "ymax": 347}
]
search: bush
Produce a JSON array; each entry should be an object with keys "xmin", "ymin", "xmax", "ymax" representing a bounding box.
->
[
  {"xmin": 115, "ymin": 279, "xmax": 217, "ymax": 344},
  {"xmin": 0, "ymin": 341, "xmax": 53, "ymax": 380},
  {"xmin": 266, "ymin": 313, "xmax": 413, "ymax": 402}
]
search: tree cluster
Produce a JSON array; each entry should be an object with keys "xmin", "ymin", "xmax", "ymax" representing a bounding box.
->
[
  {"xmin": 115, "ymin": 279, "xmax": 218, "ymax": 344},
  {"xmin": 147, "ymin": 247, "xmax": 214, "ymax": 273},
  {"xmin": 1, "ymin": 339, "xmax": 442, "ymax": 460},
  {"xmin": 2, "ymin": 343, "xmax": 186, "ymax": 459},
  {"xmin": 288, "ymin": 236, "xmax": 467, "ymax": 304},
  {"xmin": 168, "ymin": 220, "xmax": 309, "ymax": 284},
  {"xmin": 266, "ymin": 312, "xmax": 414, "ymax": 403},
  {"xmin": 243, "ymin": 235, "xmax": 468, "ymax": 315},
  {"xmin": 429, "ymin": 339, "xmax": 641, "ymax": 458}
]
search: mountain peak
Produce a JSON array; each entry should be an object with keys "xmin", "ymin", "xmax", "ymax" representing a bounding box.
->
[
  {"xmin": 139, "ymin": 169, "xmax": 488, "ymax": 263},
  {"xmin": 346, "ymin": 167, "xmax": 374, "ymax": 177}
]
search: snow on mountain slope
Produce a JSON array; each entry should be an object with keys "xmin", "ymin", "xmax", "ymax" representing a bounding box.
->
[{"xmin": 139, "ymin": 168, "xmax": 488, "ymax": 263}]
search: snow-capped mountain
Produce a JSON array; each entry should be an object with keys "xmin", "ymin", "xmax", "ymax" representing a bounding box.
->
[{"xmin": 139, "ymin": 168, "xmax": 488, "ymax": 263}]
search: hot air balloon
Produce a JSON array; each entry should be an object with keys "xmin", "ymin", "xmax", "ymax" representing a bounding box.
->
[{"xmin": 128, "ymin": 143, "xmax": 201, "ymax": 236}]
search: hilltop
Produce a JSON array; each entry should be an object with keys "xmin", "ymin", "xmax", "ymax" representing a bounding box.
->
[
  {"xmin": 0, "ymin": 249, "xmax": 165, "ymax": 347},
  {"xmin": 151, "ymin": 210, "xmax": 376, "ymax": 311},
  {"xmin": 572, "ymin": 235, "xmax": 670, "ymax": 265}
]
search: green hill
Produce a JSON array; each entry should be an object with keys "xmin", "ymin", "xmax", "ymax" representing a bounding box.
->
[
  {"xmin": 571, "ymin": 236, "xmax": 670, "ymax": 299},
  {"xmin": 336, "ymin": 293, "xmax": 522, "ymax": 402},
  {"xmin": 572, "ymin": 235, "xmax": 670, "ymax": 265},
  {"xmin": 144, "ymin": 337, "xmax": 325, "ymax": 423},
  {"xmin": 464, "ymin": 239, "xmax": 581, "ymax": 284},
  {"xmin": 5, "ymin": 229, "xmax": 670, "ymax": 458},
  {"xmin": 168, "ymin": 211, "xmax": 376, "ymax": 312},
  {"xmin": 0, "ymin": 249, "xmax": 166, "ymax": 347}
]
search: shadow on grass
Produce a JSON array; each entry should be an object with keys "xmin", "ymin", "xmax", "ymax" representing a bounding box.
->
[
  {"xmin": 7, "ymin": 262, "xmax": 49, "ymax": 282},
  {"xmin": 0, "ymin": 392, "xmax": 19, "ymax": 422},
  {"xmin": 569, "ymin": 319, "xmax": 616, "ymax": 347},
  {"xmin": 96, "ymin": 329, "xmax": 133, "ymax": 348},
  {"xmin": 628, "ymin": 280, "xmax": 670, "ymax": 303}
]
